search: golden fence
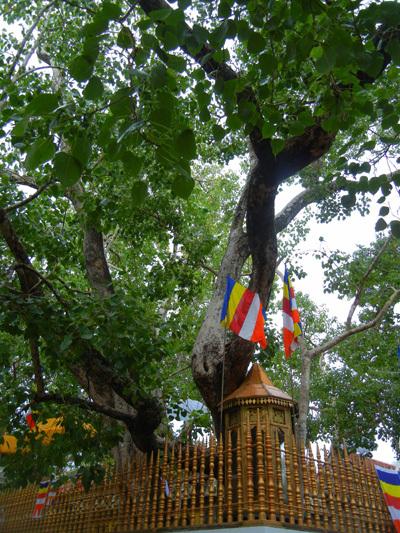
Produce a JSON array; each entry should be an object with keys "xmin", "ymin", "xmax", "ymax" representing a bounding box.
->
[{"xmin": 0, "ymin": 423, "xmax": 394, "ymax": 532}]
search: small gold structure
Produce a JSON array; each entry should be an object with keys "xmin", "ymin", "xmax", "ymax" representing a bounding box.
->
[
  {"xmin": 222, "ymin": 363, "xmax": 296, "ymax": 445},
  {"xmin": 221, "ymin": 363, "xmax": 296, "ymax": 518}
]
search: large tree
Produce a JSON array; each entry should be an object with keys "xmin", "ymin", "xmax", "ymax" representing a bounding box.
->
[{"xmin": 1, "ymin": 0, "xmax": 400, "ymax": 478}]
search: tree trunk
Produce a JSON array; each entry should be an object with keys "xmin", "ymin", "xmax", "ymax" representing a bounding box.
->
[
  {"xmin": 297, "ymin": 351, "xmax": 312, "ymax": 444},
  {"xmin": 192, "ymin": 146, "xmax": 280, "ymax": 431}
]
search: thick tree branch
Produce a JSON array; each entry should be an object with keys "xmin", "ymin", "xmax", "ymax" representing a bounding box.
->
[
  {"xmin": 33, "ymin": 393, "xmax": 135, "ymax": 424},
  {"xmin": 345, "ymin": 237, "xmax": 392, "ymax": 328},
  {"xmin": 13, "ymin": 263, "xmax": 68, "ymax": 308},
  {"xmin": 2, "ymin": 168, "xmax": 38, "ymax": 188},
  {"xmin": 309, "ymin": 288, "xmax": 400, "ymax": 359},
  {"xmin": 29, "ymin": 337, "xmax": 45, "ymax": 395},
  {"xmin": 4, "ymin": 180, "xmax": 53, "ymax": 213},
  {"xmin": 0, "ymin": 209, "xmax": 41, "ymax": 293}
]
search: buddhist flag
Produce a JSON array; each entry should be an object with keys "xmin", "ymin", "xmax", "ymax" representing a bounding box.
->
[
  {"xmin": 32, "ymin": 480, "xmax": 50, "ymax": 518},
  {"xmin": 220, "ymin": 276, "xmax": 267, "ymax": 349},
  {"xmin": 26, "ymin": 409, "xmax": 36, "ymax": 430},
  {"xmin": 375, "ymin": 465, "xmax": 400, "ymax": 532},
  {"xmin": 282, "ymin": 265, "xmax": 302, "ymax": 359}
]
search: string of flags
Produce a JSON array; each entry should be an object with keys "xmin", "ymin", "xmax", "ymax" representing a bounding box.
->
[
  {"xmin": 32, "ymin": 480, "xmax": 50, "ymax": 518},
  {"xmin": 220, "ymin": 267, "xmax": 303, "ymax": 357},
  {"xmin": 282, "ymin": 265, "xmax": 303, "ymax": 359},
  {"xmin": 375, "ymin": 465, "xmax": 400, "ymax": 532}
]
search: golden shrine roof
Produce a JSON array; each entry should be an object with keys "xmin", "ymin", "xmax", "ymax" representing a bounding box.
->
[{"xmin": 222, "ymin": 363, "xmax": 293, "ymax": 404}]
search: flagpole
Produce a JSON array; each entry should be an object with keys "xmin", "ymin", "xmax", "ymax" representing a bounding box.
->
[{"xmin": 219, "ymin": 328, "xmax": 227, "ymax": 439}]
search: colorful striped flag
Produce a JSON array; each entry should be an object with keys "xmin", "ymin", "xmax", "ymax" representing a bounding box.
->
[
  {"xmin": 220, "ymin": 276, "xmax": 267, "ymax": 349},
  {"xmin": 375, "ymin": 465, "xmax": 400, "ymax": 532},
  {"xmin": 26, "ymin": 409, "xmax": 36, "ymax": 430},
  {"xmin": 46, "ymin": 487, "xmax": 57, "ymax": 506},
  {"xmin": 282, "ymin": 265, "xmax": 302, "ymax": 359},
  {"xmin": 32, "ymin": 480, "xmax": 50, "ymax": 518}
]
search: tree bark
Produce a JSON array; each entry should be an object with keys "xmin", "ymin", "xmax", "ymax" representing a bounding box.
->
[{"xmin": 297, "ymin": 351, "xmax": 312, "ymax": 444}]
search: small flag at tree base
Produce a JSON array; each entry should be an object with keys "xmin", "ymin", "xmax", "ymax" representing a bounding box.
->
[
  {"xmin": 220, "ymin": 276, "xmax": 267, "ymax": 349},
  {"xmin": 282, "ymin": 265, "xmax": 302, "ymax": 359},
  {"xmin": 32, "ymin": 480, "xmax": 50, "ymax": 518}
]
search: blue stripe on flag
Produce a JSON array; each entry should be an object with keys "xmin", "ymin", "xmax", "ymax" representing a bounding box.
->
[
  {"xmin": 376, "ymin": 468, "xmax": 400, "ymax": 486},
  {"xmin": 220, "ymin": 276, "xmax": 236, "ymax": 321}
]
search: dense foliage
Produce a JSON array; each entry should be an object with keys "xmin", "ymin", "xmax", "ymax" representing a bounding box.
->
[{"xmin": 0, "ymin": 0, "xmax": 399, "ymax": 486}]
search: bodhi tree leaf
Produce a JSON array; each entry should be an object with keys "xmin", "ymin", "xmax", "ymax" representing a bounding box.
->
[
  {"xmin": 25, "ymin": 138, "xmax": 56, "ymax": 170},
  {"xmin": 71, "ymin": 134, "xmax": 91, "ymax": 167},
  {"xmin": 172, "ymin": 174, "xmax": 195, "ymax": 199},
  {"xmin": 83, "ymin": 76, "xmax": 104, "ymax": 100},
  {"xmin": 117, "ymin": 27, "xmax": 135, "ymax": 49},
  {"xmin": 390, "ymin": 220, "xmax": 400, "ymax": 238},
  {"xmin": 26, "ymin": 94, "xmax": 59, "ymax": 116},
  {"xmin": 69, "ymin": 56, "xmax": 94, "ymax": 82},
  {"xmin": 375, "ymin": 218, "xmax": 388, "ymax": 232},
  {"xmin": 131, "ymin": 181, "xmax": 148, "ymax": 205},
  {"xmin": 174, "ymin": 129, "xmax": 197, "ymax": 160},
  {"xmin": 53, "ymin": 152, "xmax": 83, "ymax": 187}
]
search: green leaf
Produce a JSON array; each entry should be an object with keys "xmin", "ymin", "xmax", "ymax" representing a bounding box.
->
[
  {"xmin": 167, "ymin": 54, "xmax": 186, "ymax": 72},
  {"xmin": 71, "ymin": 134, "xmax": 91, "ymax": 167},
  {"xmin": 12, "ymin": 119, "xmax": 28, "ymax": 137},
  {"xmin": 218, "ymin": 0, "xmax": 231, "ymax": 18},
  {"xmin": 386, "ymin": 39, "xmax": 400, "ymax": 66},
  {"xmin": 149, "ymin": 9, "xmax": 172, "ymax": 22},
  {"xmin": 53, "ymin": 152, "xmax": 83, "ymax": 187},
  {"xmin": 310, "ymin": 46, "xmax": 323, "ymax": 60},
  {"xmin": 271, "ymin": 138, "xmax": 285, "ymax": 156},
  {"xmin": 226, "ymin": 114, "xmax": 242, "ymax": 130},
  {"xmin": 261, "ymin": 122, "xmax": 275, "ymax": 138},
  {"xmin": 83, "ymin": 36, "xmax": 100, "ymax": 62},
  {"xmin": 212, "ymin": 125, "xmax": 226, "ymax": 141},
  {"xmin": 375, "ymin": 218, "xmax": 388, "ymax": 232},
  {"xmin": 26, "ymin": 94, "xmax": 59, "ymax": 116},
  {"xmin": 117, "ymin": 120, "xmax": 144, "ymax": 143},
  {"xmin": 150, "ymin": 65, "xmax": 168, "ymax": 88},
  {"xmin": 315, "ymin": 48, "xmax": 336, "ymax": 74},
  {"xmin": 69, "ymin": 56, "xmax": 94, "ymax": 82},
  {"xmin": 131, "ymin": 181, "xmax": 148, "ymax": 205},
  {"xmin": 247, "ymin": 32, "xmax": 266, "ymax": 54},
  {"xmin": 100, "ymin": 2, "xmax": 122, "ymax": 20},
  {"xmin": 321, "ymin": 116, "xmax": 339, "ymax": 133},
  {"xmin": 83, "ymin": 13, "xmax": 108, "ymax": 36},
  {"xmin": 117, "ymin": 27, "xmax": 135, "ymax": 49},
  {"xmin": 379, "ymin": 206, "xmax": 389, "ymax": 217},
  {"xmin": 172, "ymin": 174, "xmax": 195, "ymax": 199},
  {"xmin": 259, "ymin": 53, "xmax": 278, "ymax": 75},
  {"xmin": 174, "ymin": 129, "xmax": 197, "ymax": 160},
  {"xmin": 60, "ymin": 335, "xmax": 73, "ymax": 352},
  {"xmin": 122, "ymin": 152, "xmax": 143, "ymax": 177},
  {"xmin": 83, "ymin": 76, "xmax": 104, "ymax": 100},
  {"xmin": 25, "ymin": 138, "xmax": 56, "ymax": 170},
  {"xmin": 110, "ymin": 88, "xmax": 133, "ymax": 117},
  {"xmin": 341, "ymin": 193, "xmax": 356, "ymax": 208},
  {"xmin": 390, "ymin": 220, "xmax": 400, "ymax": 238},
  {"xmin": 209, "ymin": 21, "xmax": 228, "ymax": 47}
]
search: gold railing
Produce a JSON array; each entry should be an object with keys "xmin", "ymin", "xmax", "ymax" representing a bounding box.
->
[{"xmin": 0, "ymin": 425, "xmax": 394, "ymax": 532}]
